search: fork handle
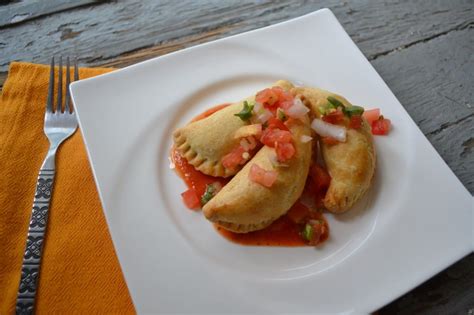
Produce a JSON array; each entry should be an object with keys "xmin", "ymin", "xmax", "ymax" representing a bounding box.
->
[{"xmin": 16, "ymin": 149, "xmax": 56, "ymax": 315}]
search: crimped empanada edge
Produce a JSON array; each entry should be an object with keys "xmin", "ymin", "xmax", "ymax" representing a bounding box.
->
[{"xmin": 173, "ymin": 128, "xmax": 234, "ymax": 177}]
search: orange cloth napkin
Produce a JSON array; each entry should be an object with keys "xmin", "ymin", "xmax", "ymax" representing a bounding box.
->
[{"xmin": 0, "ymin": 62, "xmax": 135, "ymax": 314}]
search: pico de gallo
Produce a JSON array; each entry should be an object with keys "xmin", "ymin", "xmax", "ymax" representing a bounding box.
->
[{"xmin": 171, "ymin": 86, "xmax": 391, "ymax": 247}]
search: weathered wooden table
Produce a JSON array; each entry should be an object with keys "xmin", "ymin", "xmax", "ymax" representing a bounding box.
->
[{"xmin": 1, "ymin": 0, "xmax": 472, "ymax": 313}]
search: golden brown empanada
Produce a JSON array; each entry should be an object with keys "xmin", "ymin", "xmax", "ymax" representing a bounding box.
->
[
  {"xmin": 202, "ymin": 117, "xmax": 312, "ymax": 233},
  {"xmin": 292, "ymin": 86, "xmax": 376, "ymax": 213},
  {"xmin": 173, "ymin": 103, "xmax": 247, "ymax": 177},
  {"xmin": 173, "ymin": 81, "xmax": 294, "ymax": 177}
]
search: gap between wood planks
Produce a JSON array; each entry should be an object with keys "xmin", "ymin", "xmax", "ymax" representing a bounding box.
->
[
  {"xmin": 88, "ymin": 19, "xmax": 474, "ymax": 69},
  {"xmin": 427, "ymin": 113, "xmax": 474, "ymax": 136},
  {"xmin": 2, "ymin": 16, "xmax": 472, "ymax": 90},
  {"xmin": 0, "ymin": 0, "xmax": 103, "ymax": 29},
  {"xmin": 86, "ymin": 24, "xmax": 236, "ymax": 67},
  {"xmin": 368, "ymin": 21, "xmax": 474, "ymax": 61}
]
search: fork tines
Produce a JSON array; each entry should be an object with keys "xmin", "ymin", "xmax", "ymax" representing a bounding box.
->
[{"xmin": 47, "ymin": 56, "xmax": 79, "ymax": 114}]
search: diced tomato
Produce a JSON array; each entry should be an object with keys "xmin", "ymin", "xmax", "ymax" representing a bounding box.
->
[
  {"xmin": 363, "ymin": 108, "xmax": 380, "ymax": 125},
  {"xmin": 275, "ymin": 142, "xmax": 295, "ymax": 162},
  {"xmin": 310, "ymin": 164, "xmax": 331, "ymax": 194},
  {"xmin": 321, "ymin": 136, "xmax": 339, "ymax": 145},
  {"xmin": 256, "ymin": 88, "xmax": 279, "ymax": 107},
  {"xmin": 273, "ymin": 86, "xmax": 294, "ymax": 102},
  {"xmin": 305, "ymin": 164, "xmax": 331, "ymax": 209},
  {"xmin": 260, "ymin": 128, "xmax": 292, "ymax": 147},
  {"xmin": 256, "ymin": 87, "xmax": 294, "ymax": 112},
  {"xmin": 372, "ymin": 116, "xmax": 391, "ymax": 135},
  {"xmin": 349, "ymin": 115, "xmax": 363, "ymax": 129},
  {"xmin": 287, "ymin": 202, "xmax": 310, "ymax": 224},
  {"xmin": 271, "ymin": 86, "xmax": 294, "ymax": 107},
  {"xmin": 181, "ymin": 189, "xmax": 200, "ymax": 210},
  {"xmin": 266, "ymin": 117, "xmax": 289, "ymax": 131},
  {"xmin": 222, "ymin": 146, "xmax": 246, "ymax": 170},
  {"xmin": 248, "ymin": 164, "xmax": 277, "ymax": 188},
  {"xmin": 322, "ymin": 110, "xmax": 345, "ymax": 124}
]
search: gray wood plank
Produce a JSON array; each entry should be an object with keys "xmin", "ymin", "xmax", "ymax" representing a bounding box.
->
[
  {"xmin": 429, "ymin": 115, "xmax": 474, "ymax": 192},
  {"xmin": 0, "ymin": 0, "xmax": 472, "ymax": 73},
  {"xmin": 0, "ymin": 0, "xmax": 100, "ymax": 27},
  {"xmin": 380, "ymin": 253, "xmax": 474, "ymax": 315},
  {"xmin": 371, "ymin": 27, "xmax": 474, "ymax": 192}
]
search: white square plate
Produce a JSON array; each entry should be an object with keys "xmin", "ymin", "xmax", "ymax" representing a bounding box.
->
[{"xmin": 70, "ymin": 9, "xmax": 473, "ymax": 314}]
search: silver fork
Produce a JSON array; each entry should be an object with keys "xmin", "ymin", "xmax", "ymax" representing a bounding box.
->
[{"xmin": 16, "ymin": 57, "xmax": 79, "ymax": 315}]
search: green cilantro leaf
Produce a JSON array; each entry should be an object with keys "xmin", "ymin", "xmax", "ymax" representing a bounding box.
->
[
  {"xmin": 327, "ymin": 96, "xmax": 345, "ymax": 109},
  {"xmin": 234, "ymin": 101, "xmax": 254, "ymax": 121},
  {"xmin": 343, "ymin": 105, "xmax": 365, "ymax": 117},
  {"xmin": 277, "ymin": 108, "xmax": 287, "ymax": 121}
]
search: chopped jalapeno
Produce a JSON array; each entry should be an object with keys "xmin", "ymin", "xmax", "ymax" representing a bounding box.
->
[
  {"xmin": 277, "ymin": 108, "xmax": 287, "ymax": 121},
  {"xmin": 302, "ymin": 223, "xmax": 314, "ymax": 241},
  {"xmin": 327, "ymin": 96, "xmax": 344, "ymax": 109},
  {"xmin": 318, "ymin": 106, "xmax": 328, "ymax": 115},
  {"xmin": 343, "ymin": 105, "xmax": 365, "ymax": 117},
  {"xmin": 234, "ymin": 101, "xmax": 254, "ymax": 121},
  {"xmin": 200, "ymin": 184, "xmax": 216, "ymax": 206}
]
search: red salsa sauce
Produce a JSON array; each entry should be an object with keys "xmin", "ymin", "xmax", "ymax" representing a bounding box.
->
[
  {"xmin": 171, "ymin": 104, "xmax": 330, "ymax": 247},
  {"xmin": 171, "ymin": 104, "xmax": 231, "ymax": 197},
  {"xmin": 216, "ymin": 202, "xmax": 329, "ymax": 246},
  {"xmin": 171, "ymin": 147, "xmax": 228, "ymax": 197}
]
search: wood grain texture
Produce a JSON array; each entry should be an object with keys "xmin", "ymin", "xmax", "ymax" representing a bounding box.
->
[
  {"xmin": 0, "ymin": 0, "xmax": 99, "ymax": 27},
  {"xmin": 380, "ymin": 253, "xmax": 474, "ymax": 315},
  {"xmin": 371, "ymin": 27, "xmax": 474, "ymax": 192},
  {"xmin": 0, "ymin": 0, "xmax": 473, "ymax": 73},
  {"xmin": 0, "ymin": 0, "xmax": 473, "ymax": 313}
]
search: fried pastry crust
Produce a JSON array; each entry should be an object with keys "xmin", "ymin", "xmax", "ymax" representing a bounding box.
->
[
  {"xmin": 173, "ymin": 81, "xmax": 294, "ymax": 177},
  {"xmin": 292, "ymin": 86, "xmax": 376, "ymax": 213},
  {"xmin": 202, "ymin": 117, "xmax": 312, "ymax": 232}
]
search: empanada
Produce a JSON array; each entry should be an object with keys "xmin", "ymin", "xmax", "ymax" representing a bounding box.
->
[
  {"xmin": 321, "ymin": 125, "xmax": 375, "ymax": 212},
  {"xmin": 173, "ymin": 81, "xmax": 294, "ymax": 177},
  {"xmin": 292, "ymin": 86, "xmax": 376, "ymax": 213},
  {"xmin": 202, "ymin": 117, "xmax": 312, "ymax": 233}
]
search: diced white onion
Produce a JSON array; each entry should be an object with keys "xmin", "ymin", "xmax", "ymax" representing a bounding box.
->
[
  {"xmin": 257, "ymin": 109, "xmax": 273, "ymax": 123},
  {"xmin": 168, "ymin": 157, "xmax": 175, "ymax": 169},
  {"xmin": 286, "ymin": 98, "xmax": 309, "ymax": 118},
  {"xmin": 240, "ymin": 138, "xmax": 250, "ymax": 151},
  {"xmin": 253, "ymin": 101, "xmax": 263, "ymax": 113},
  {"xmin": 268, "ymin": 150, "xmax": 289, "ymax": 168},
  {"xmin": 300, "ymin": 135, "xmax": 313, "ymax": 143},
  {"xmin": 293, "ymin": 80, "xmax": 305, "ymax": 87},
  {"xmin": 212, "ymin": 182, "xmax": 223, "ymax": 193},
  {"xmin": 311, "ymin": 118, "xmax": 347, "ymax": 142},
  {"xmin": 247, "ymin": 136, "xmax": 257, "ymax": 150},
  {"xmin": 268, "ymin": 150, "xmax": 278, "ymax": 165}
]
